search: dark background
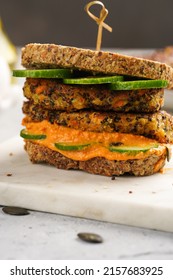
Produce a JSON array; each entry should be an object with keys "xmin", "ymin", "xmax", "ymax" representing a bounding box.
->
[{"xmin": 1, "ymin": 0, "xmax": 173, "ymax": 48}]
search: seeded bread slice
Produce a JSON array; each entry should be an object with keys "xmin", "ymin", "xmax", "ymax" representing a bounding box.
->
[
  {"xmin": 24, "ymin": 141, "xmax": 167, "ymax": 177},
  {"xmin": 22, "ymin": 43, "xmax": 173, "ymax": 89}
]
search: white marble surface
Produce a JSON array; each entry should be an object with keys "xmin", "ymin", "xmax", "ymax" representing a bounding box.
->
[
  {"xmin": 1, "ymin": 137, "xmax": 173, "ymax": 234},
  {"xmin": 0, "ymin": 49, "xmax": 173, "ymax": 260}
]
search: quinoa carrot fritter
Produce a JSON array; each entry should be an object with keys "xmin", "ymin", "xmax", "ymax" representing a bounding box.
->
[{"xmin": 23, "ymin": 78, "xmax": 164, "ymax": 113}]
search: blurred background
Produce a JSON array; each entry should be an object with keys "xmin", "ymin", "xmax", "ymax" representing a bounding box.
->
[{"xmin": 1, "ymin": 0, "xmax": 173, "ymax": 49}]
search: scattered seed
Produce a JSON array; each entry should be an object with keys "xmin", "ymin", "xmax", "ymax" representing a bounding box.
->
[
  {"xmin": 129, "ymin": 191, "xmax": 133, "ymax": 194},
  {"xmin": 9, "ymin": 153, "xmax": 13, "ymax": 156},
  {"xmin": 6, "ymin": 173, "xmax": 12, "ymax": 177},
  {"xmin": 111, "ymin": 175, "xmax": 116, "ymax": 180},
  {"xmin": 77, "ymin": 232, "xmax": 103, "ymax": 243},
  {"xmin": 2, "ymin": 206, "xmax": 30, "ymax": 216}
]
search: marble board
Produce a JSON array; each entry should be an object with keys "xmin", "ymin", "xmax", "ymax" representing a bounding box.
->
[{"xmin": 0, "ymin": 136, "xmax": 173, "ymax": 232}]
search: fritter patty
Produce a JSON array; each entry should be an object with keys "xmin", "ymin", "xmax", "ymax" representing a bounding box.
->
[
  {"xmin": 23, "ymin": 102, "xmax": 173, "ymax": 144},
  {"xmin": 23, "ymin": 78, "xmax": 164, "ymax": 113},
  {"xmin": 24, "ymin": 141, "xmax": 167, "ymax": 176}
]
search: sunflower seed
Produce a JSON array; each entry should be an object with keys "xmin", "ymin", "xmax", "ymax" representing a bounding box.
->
[
  {"xmin": 2, "ymin": 206, "xmax": 30, "ymax": 216},
  {"xmin": 77, "ymin": 232, "xmax": 103, "ymax": 243}
]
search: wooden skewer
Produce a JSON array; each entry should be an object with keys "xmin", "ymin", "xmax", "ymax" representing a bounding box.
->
[{"xmin": 85, "ymin": 1, "xmax": 112, "ymax": 51}]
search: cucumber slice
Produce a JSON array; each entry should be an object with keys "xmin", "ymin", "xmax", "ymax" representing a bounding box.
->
[
  {"xmin": 109, "ymin": 144, "xmax": 158, "ymax": 154},
  {"xmin": 55, "ymin": 142, "xmax": 90, "ymax": 151},
  {"xmin": 13, "ymin": 69, "xmax": 73, "ymax": 78},
  {"xmin": 20, "ymin": 129, "xmax": 46, "ymax": 140},
  {"xmin": 109, "ymin": 79, "xmax": 168, "ymax": 90},
  {"xmin": 63, "ymin": 75, "xmax": 124, "ymax": 84}
]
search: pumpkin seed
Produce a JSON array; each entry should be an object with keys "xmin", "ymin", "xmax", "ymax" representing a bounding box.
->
[
  {"xmin": 77, "ymin": 232, "xmax": 103, "ymax": 243},
  {"xmin": 2, "ymin": 206, "xmax": 30, "ymax": 216}
]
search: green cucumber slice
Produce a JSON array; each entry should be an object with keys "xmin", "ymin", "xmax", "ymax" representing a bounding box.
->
[
  {"xmin": 63, "ymin": 75, "xmax": 124, "ymax": 84},
  {"xmin": 109, "ymin": 79, "xmax": 168, "ymax": 90},
  {"xmin": 109, "ymin": 144, "xmax": 159, "ymax": 154},
  {"xmin": 20, "ymin": 129, "xmax": 46, "ymax": 140},
  {"xmin": 55, "ymin": 142, "xmax": 90, "ymax": 151},
  {"xmin": 13, "ymin": 69, "xmax": 73, "ymax": 78}
]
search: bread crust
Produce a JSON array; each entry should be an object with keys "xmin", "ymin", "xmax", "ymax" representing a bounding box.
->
[
  {"xmin": 147, "ymin": 46, "xmax": 173, "ymax": 67},
  {"xmin": 21, "ymin": 44, "xmax": 173, "ymax": 89},
  {"xmin": 24, "ymin": 141, "xmax": 167, "ymax": 177}
]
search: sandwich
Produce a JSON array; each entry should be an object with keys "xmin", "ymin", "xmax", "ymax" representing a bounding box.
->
[{"xmin": 13, "ymin": 43, "xmax": 173, "ymax": 176}]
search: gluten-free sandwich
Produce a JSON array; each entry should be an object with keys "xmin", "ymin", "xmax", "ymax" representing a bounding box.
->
[{"xmin": 13, "ymin": 43, "xmax": 173, "ymax": 176}]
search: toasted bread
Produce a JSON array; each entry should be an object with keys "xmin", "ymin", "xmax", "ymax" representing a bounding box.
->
[{"xmin": 22, "ymin": 43, "xmax": 173, "ymax": 88}]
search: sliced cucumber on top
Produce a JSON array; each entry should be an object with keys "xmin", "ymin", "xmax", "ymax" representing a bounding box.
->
[
  {"xmin": 109, "ymin": 79, "xmax": 168, "ymax": 90},
  {"xmin": 63, "ymin": 75, "xmax": 124, "ymax": 84},
  {"xmin": 55, "ymin": 142, "xmax": 91, "ymax": 151},
  {"xmin": 109, "ymin": 144, "xmax": 159, "ymax": 154},
  {"xmin": 20, "ymin": 129, "xmax": 46, "ymax": 140},
  {"xmin": 13, "ymin": 69, "xmax": 73, "ymax": 78}
]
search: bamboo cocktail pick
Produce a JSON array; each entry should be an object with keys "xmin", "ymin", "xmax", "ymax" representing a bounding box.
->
[{"xmin": 85, "ymin": 1, "xmax": 112, "ymax": 51}]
